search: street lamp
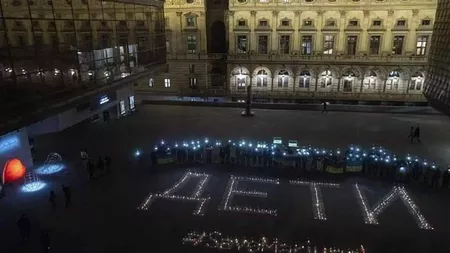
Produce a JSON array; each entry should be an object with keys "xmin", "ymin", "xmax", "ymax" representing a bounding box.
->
[{"xmin": 239, "ymin": 68, "xmax": 254, "ymax": 117}]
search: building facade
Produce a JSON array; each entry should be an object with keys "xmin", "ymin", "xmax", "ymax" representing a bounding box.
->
[
  {"xmin": 144, "ymin": 0, "xmax": 228, "ymax": 98},
  {"xmin": 227, "ymin": 0, "xmax": 436, "ymax": 103},
  {"xmin": 423, "ymin": 0, "xmax": 450, "ymax": 114},
  {"xmin": 0, "ymin": 0, "xmax": 166, "ymax": 114}
]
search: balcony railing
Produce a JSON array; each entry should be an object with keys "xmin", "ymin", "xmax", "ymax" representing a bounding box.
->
[
  {"xmin": 228, "ymin": 54, "xmax": 428, "ymax": 64},
  {"xmin": 230, "ymin": 89, "xmax": 427, "ymax": 102}
]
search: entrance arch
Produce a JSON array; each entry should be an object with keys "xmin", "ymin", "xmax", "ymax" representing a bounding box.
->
[{"xmin": 209, "ymin": 21, "xmax": 227, "ymax": 53}]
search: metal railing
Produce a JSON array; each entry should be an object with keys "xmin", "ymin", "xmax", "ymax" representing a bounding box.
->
[{"xmin": 227, "ymin": 54, "xmax": 428, "ymax": 64}]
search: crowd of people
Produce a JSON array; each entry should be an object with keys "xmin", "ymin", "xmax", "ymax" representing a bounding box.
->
[
  {"xmin": 149, "ymin": 138, "xmax": 450, "ymax": 188},
  {"xmin": 80, "ymin": 149, "xmax": 112, "ymax": 180}
]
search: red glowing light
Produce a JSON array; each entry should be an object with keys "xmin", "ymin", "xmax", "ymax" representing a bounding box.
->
[{"xmin": 2, "ymin": 159, "xmax": 26, "ymax": 184}]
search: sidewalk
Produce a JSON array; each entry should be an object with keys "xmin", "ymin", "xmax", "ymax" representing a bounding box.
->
[{"xmin": 136, "ymin": 96, "xmax": 441, "ymax": 115}]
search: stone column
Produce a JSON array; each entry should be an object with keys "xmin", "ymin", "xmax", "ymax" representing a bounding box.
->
[
  {"xmin": 406, "ymin": 9, "xmax": 419, "ymax": 55},
  {"xmin": 250, "ymin": 11, "xmax": 257, "ymax": 52},
  {"xmin": 271, "ymin": 11, "xmax": 279, "ymax": 52},
  {"xmin": 293, "ymin": 11, "xmax": 302, "ymax": 52},
  {"xmin": 227, "ymin": 11, "xmax": 235, "ymax": 54},
  {"xmin": 360, "ymin": 78, "xmax": 364, "ymax": 93},
  {"xmin": 337, "ymin": 11, "xmax": 346, "ymax": 54},
  {"xmin": 315, "ymin": 11, "xmax": 324, "ymax": 54},
  {"xmin": 199, "ymin": 11, "xmax": 206, "ymax": 53},
  {"xmin": 176, "ymin": 12, "xmax": 183, "ymax": 54},
  {"xmin": 360, "ymin": 10, "xmax": 370, "ymax": 53},
  {"xmin": 383, "ymin": 10, "xmax": 394, "ymax": 54}
]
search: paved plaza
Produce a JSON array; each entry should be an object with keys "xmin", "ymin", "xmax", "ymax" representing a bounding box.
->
[{"xmin": 1, "ymin": 105, "xmax": 450, "ymax": 253}]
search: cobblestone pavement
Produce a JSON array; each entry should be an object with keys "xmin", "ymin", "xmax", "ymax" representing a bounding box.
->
[{"xmin": 1, "ymin": 105, "xmax": 450, "ymax": 253}]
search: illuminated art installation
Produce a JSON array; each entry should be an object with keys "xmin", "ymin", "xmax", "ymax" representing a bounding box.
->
[
  {"xmin": 290, "ymin": 181, "xmax": 340, "ymax": 220},
  {"xmin": 182, "ymin": 231, "xmax": 365, "ymax": 253},
  {"xmin": 138, "ymin": 171, "xmax": 211, "ymax": 215},
  {"xmin": 35, "ymin": 153, "xmax": 64, "ymax": 175},
  {"xmin": 21, "ymin": 172, "xmax": 46, "ymax": 192},
  {"xmin": 219, "ymin": 175, "xmax": 279, "ymax": 216},
  {"xmin": 354, "ymin": 183, "xmax": 433, "ymax": 230},
  {"xmin": 2, "ymin": 158, "xmax": 26, "ymax": 184},
  {"xmin": 0, "ymin": 134, "xmax": 20, "ymax": 155}
]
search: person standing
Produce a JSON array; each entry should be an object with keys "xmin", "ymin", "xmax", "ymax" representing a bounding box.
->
[
  {"xmin": 62, "ymin": 184, "xmax": 72, "ymax": 208},
  {"xmin": 413, "ymin": 125, "xmax": 421, "ymax": 143},
  {"xmin": 49, "ymin": 190, "xmax": 56, "ymax": 210},
  {"xmin": 17, "ymin": 214, "xmax": 31, "ymax": 242},
  {"xmin": 322, "ymin": 101, "xmax": 328, "ymax": 114},
  {"xmin": 431, "ymin": 169, "xmax": 441, "ymax": 188}
]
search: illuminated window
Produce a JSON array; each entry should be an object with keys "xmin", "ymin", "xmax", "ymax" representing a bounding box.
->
[
  {"xmin": 301, "ymin": 36, "xmax": 312, "ymax": 55},
  {"xmin": 149, "ymin": 78, "xmax": 154, "ymax": 87},
  {"xmin": 303, "ymin": 20, "xmax": 313, "ymax": 26},
  {"xmin": 416, "ymin": 36, "xmax": 428, "ymax": 56},
  {"xmin": 189, "ymin": 78, "xmax": 197, "ymax": 88},
  {"xmin": 323, "ymin": 35, "xmax": 334, "ymax": 55},
  {"xmin": 320, "ymin": 70, "xmax": 332, "ymax": 88},
  {"xmin": 256, "ymin": 69, "xmax": 268, "ymax": 87},
  {"xmin": 278, "ymin": 70, "xmax": 289, "ymax": 87},
  {"xmin": 298, "ymin": 70, "xmax": 310, "ymax": 88},
  {"xmin": 164, "ymin": 78, "xmax": 171, "ymax": 88},
  {"xmin": 236, "ymin": 35, "xmax": 247, "ymax": 54}
]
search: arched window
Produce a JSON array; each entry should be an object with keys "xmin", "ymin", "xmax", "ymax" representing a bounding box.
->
[
  {"xmin": 364, "ymin": 71, "xmax": 377, "ymax": 89},
  {"xmin": 256, "ymin": 69, "xmax": 268, "ymax": 87},
  {"xmin": 319, "ymin": 70, "xmax": 332, "ymax": 88},
  {"xmin": 278, "ymin": 70, "xmax": 289, "ymax": 87},
  {"xmin": 342, "ymin": 71, "xmax": 355, "ymax": 92},
  {"xmin": 298, "ymin": 70, "xmax": 310, "ymax": 88},
  {"xmin": 234, "ymin": 68, "xmax": 248, "ymax": 89},
  {"xmin": 387, "ymin": 71, "xmax": 400, "ymax": 90},
  {"xmin": 410, "ymin": 72, "xmax": 424, "ymax": 90}
]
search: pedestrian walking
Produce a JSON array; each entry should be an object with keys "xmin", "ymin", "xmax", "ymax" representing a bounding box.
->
[
  {"xmin": 49, "ymin": 190, "xmax": 56, "ymax": 210},
  {"xmin": 17, "ymin": 214, "xmax": 31, "ymax": 242},
  {"xmin": 413, "ymin": 125, "xmax": 421, "ymax": 143},
  {"xmin": 408, "ymin": 126, "xmax": 414, "ymax": 143},
  {"xmin": 322, "ymin": 101, "xmax": 328, "ymax": 114},
  {"xmin": 62, "ymin": 184, "xmax": 72, "ymax": 208}
]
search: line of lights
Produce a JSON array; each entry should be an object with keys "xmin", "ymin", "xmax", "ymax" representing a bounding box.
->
[
  {"xmin": 354, "ymin": 184, "xmax": 433, "ymax": 230},
  {"xmin": 219, "ymin": 176, "xmax": 279, "ymax": 216},
  {"xmin": 182, "ymin": 231, "xmax": 364, "ymax": 253},
  {"xmin": 290, "ymin": 180, "xmax": 340, "ymax": 220},
  {"xmin": 138, "ymin": 171, "xmax": 211, "ymax": 216},
  {"xmin": 397, "ymin": 186, "xmax": 434, "ymax": 230},
  {"xmin": 354, "ymin": 183, "xmax": 377, "ymax": 225}
]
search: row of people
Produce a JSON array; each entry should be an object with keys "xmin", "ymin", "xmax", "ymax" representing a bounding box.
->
[{"xmin": 147, "ymin": 139, "xmax": 450, "ymax": 188}]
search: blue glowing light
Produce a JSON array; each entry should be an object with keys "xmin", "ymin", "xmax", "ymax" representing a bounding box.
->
[
  {"xmin": 0, "ymin": 134, "xmax": 20, "ymax": 154},
  {"xmin": 134, "ymin": 149, "xmax": 142, "ymax": 157},
  {"xmin": 399, "ymin": 167, "xmax": 406, "ymax": 173},
  {"xmin": 35, "ymin": 164, "xmax": 65, "ymax": 175},
  {"xmin": 161, "ymin": 140, "xmax": 165, "ymax": 145},
  {"xmin": 21, "ymin": 182, "xmax": 46, "ymax": 192}
]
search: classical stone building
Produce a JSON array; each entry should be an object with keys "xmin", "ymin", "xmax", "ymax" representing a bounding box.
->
[
  {"xmin": 0, "ymin": 0, "xmax": 166, "ymax": 106},
  {"xmin": 423, "ymin": 0, "xmax": 450, "ymax": 114},
  {"xmin": 147, "ymin": 0, "xmax": 228, "ymax": 97},
  {"xmin": 227, "ymin": 0, "xmax": 437, "ymax": 103}
]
